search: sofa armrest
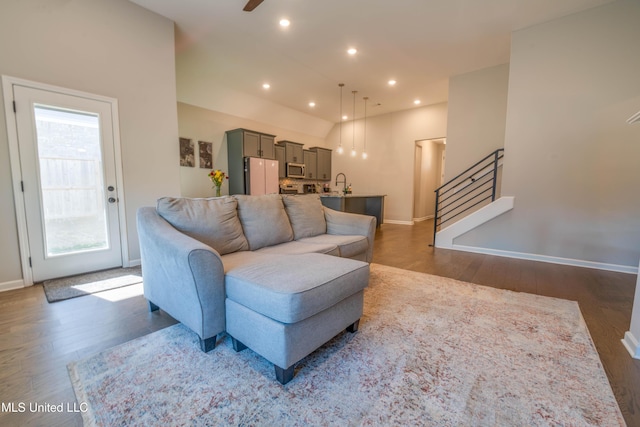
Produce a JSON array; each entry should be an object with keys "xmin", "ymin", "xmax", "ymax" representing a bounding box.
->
[
  {"xmin": 137, "ymin": 207, "xmax": 226, "ymax": 340},
  {"xmin": 323, "ymin": 207, "xmax": 376, "ymax": 262}
]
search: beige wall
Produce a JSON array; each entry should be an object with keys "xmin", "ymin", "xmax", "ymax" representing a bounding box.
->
[
  {"xmin": 455, "ymin": 0, "xmax": 640, "ymax": 268},
  {"xmin": 329, "ymin": 103, "xmax": 448, "ymax": 223},
  {"xmin": 0, "ymin": 0, "xmax": 180, "ymax": 285},
  {"xmin": 445, "ymin": 63, "xmax": 509, "ymax": 180},
  {"xmin": 177, "ymin": 102, "xmax": 327, "ymax": 197}
]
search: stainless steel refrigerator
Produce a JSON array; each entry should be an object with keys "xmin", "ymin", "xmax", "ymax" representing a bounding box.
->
[{"xmin": 244, "ymin": 157, "xmax": 279, "ymax": 195}]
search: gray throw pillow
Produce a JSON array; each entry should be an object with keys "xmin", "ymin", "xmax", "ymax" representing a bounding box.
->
[
  {"xmin": 156, "ymin": 197, "xmax": 248, "ymax": 255},
  {"xmin": 234, "ymin": 194, "xmax": 293, "ymax": 250},
  {"xmin": 282, "ymin": 194, "xmax": 327, "ymax": 240}
]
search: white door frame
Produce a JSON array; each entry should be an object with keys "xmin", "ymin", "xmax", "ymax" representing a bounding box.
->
[{"xmin": 2, "ymin": 75, "xmax": 129, "ymax": 286}]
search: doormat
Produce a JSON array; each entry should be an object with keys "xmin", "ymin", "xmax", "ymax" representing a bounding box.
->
[{"xmin": 42, "ymin": 266, "xmax": 143, "ymax": 303}]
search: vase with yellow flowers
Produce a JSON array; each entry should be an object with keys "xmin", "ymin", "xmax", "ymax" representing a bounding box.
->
[{"xmin": 208, "ymin": 169, "xmax": 228, "ymax": 197}]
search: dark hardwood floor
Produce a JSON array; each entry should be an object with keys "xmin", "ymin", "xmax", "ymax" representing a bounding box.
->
[{"xmin": 0, "ymin": 219, "xmax": 638, "ymax": 426}]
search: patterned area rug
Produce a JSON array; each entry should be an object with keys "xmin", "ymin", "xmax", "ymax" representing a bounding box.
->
[
  {"xmin": 43, "ymin": 266, "xmax": 142, "ymax": 303},
  {"xmin": 68, "ymin": 264, "xmax": 625, "ymax": 426}
]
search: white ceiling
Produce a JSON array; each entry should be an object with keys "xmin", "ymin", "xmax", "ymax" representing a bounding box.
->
[{"xmin": 129, "ymin": 0, "xmax": 615, "ymax": 123}]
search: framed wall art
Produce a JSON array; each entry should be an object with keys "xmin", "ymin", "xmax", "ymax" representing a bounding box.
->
[{"xmin": 179, "ymin": 137, "xmax": 195, "ymax": 167}]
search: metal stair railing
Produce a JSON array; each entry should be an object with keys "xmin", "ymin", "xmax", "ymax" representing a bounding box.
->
[{"xmin": 433, "ymin": 148, "xmax": 504, "ymax": 245}]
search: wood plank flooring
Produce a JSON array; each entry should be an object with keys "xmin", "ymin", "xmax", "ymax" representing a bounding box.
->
[{"xmin": 0, "ymin": 219, "xmax": 638, "ymax": 426}]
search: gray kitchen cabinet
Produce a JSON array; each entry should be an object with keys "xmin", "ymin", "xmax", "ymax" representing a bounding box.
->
[
  {"xmin": 309, "ymin": 147, "xmax": 332, "ymax": 181},
  {"xmin": 304, "ymin": 150, "xmax": 317, "ymax": 179},
  {"xmin": 226, "ymin": 128, "xmax": 277, "ymax": 194},
  {"xmin": 277, "ymin": 141, "xmax": 304, "ymax": 164},
  {"xmin": 228, "ymin": 128, "xmax": 275, "ymax": 160},
  {"xmin": 275, "ymin": 145, "xmax": 286, "ymax": 178}
]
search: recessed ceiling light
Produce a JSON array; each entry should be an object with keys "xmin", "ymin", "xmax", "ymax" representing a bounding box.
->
[
  {"xmin": 414, "ymin": 99, "xmax": 421, "ymax": 105},
  {"xmin": 279, "ymin": 18, "xmax": 290, "ymax": 27},
  {"xmin": 347, "ymin": 48, "xmax": 358, "ymax": 55},
  {"xmin": 262, "ymin": 83, "xmax": 270, "ymax": 89},
  {"xmin": 388, "ymin": 80, "xmax": 397, "ymax": 86},
  {"xmin": 342, "ymin": 115, "xmax": 348, "ymax": 120},
  {"xmin": 308, "ymin": 101, "xmax": 316, "ymax": 107}
]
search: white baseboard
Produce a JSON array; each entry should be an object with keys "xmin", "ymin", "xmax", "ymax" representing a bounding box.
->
[
  {"xmin": 0, "ymin": 279, "xmax": 25, "ymax": 293},
  {"xmin": 413, "ymin": 215, "xmax": 434, "ymax": 223},
  {"xmin": 127, "ymin": 258, "xmax": 141, "ymax": 267},
  {"xmin": 384, "ymin": 219, "xmax": 415, "ymax": 225},
  {"xmin": 449, "ymin": 244, "xmax": 639, "ymax": 275},
  {"xmin": 622, "ymin": 331, "xmax": 640, "ymax": 359}
]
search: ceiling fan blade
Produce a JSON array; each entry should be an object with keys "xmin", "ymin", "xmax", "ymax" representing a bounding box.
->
[{"xmin": 243, "ymin": 0, "xmax": 264, "ymax": 12}]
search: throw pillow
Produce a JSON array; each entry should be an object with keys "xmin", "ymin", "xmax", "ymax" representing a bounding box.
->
[
  {"xmin": 156, "ymin": 196, "xmax": 248, "ymax": 255},
  {"xmin": 282, "ymin": 194, "xmax": 327, "ymax": 240},
  {"xmin": 234, "ymin": 194, "xmax": 294, "ymax": 250}
]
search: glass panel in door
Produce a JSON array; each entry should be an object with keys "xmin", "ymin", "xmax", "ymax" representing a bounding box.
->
[{"xmin": 33, "ymin": 105, "xmax": 110, "ymax": 257}]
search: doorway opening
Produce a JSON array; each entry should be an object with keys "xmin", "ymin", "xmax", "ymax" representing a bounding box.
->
[{"xmin": 413, "ymin": 138, "xmax": 446, "ymax": 223}]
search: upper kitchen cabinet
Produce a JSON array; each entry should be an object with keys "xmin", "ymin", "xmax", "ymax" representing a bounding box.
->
[
  {"xmin": 226, "ymin": 128, "xmax": 276, "ymax": 194},
  {"xmin": 276, "ymin": 141, "xmax": 304, "ymax": 164},
  {"xmin": 227, "ymin": 128, "xmax": 275, "ymax": 160},
  {"xmin": 275, "ymin": 144, "xmax": 286, "ymax": 178},
  {"xmin": 309, "ymin": 147, "xmax": 332, "ymax": 181},
  {"xmin": 303, "ymin": 150, "xmax": 317, "ymax": 179}
]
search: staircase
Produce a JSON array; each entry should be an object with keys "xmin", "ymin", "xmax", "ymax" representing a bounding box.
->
[{"xmin": 433, "ymin": 149, "xmax": 504, "ymax": 244}]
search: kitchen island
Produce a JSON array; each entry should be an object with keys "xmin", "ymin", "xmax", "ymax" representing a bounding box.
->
[{"xmin": 320, "ymin": 194, "xmax": 385, "ymax": 227}]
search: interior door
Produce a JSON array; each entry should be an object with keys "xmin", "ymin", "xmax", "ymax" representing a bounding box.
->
[{"xmin": 13, "ymin": 84, "xmax": 123, "ymax": 282}]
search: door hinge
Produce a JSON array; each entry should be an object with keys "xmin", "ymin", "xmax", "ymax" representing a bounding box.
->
[
  {"xmin": 12, "ymin": 100, "xmax": 16, "ymax": 113},
  {"xmin": 21, "ymin": 181, "xmax": 24, "ymax": 192},
  {"xmin": 29, "ymin": 257, "xmax": 32, "ymax": 267}
]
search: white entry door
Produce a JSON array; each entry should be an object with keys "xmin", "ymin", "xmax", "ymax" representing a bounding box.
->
[{"xmin": 12, "ymin": 84, "xmax": 123, "ymax": 282}]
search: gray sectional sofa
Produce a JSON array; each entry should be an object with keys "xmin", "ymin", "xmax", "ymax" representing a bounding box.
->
[{"xmin": 137, "ymin": 194, "xmax": 376, "ymax": 384}]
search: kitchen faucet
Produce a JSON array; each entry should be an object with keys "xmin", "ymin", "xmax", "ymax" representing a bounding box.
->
[{"xmin": 335, "ymin": 173, "xmax": 347, "ymax": 190}]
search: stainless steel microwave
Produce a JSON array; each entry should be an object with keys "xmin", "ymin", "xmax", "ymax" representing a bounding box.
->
[{"xmin": 286, "ymin": 162, "xmax": 306, "ymax": 179}]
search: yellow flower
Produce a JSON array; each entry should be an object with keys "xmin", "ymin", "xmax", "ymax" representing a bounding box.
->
[{"xmin": 208, "ymin": 169, "xmax": 227, "ymax": 187}]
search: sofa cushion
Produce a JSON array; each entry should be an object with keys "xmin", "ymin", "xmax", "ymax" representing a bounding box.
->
[
  {"xmin": 234, "ymin": 194, "xmax": 293, "ymax": 250},
  {"xmin": 256, "ymin": 240, "xmax": 339, "ymax": 257},
  {"xmin": 156, "ymin": 197, "xmax": 248, "ymax": 255},
  {"xmin": 282, "ymin": 194, "xmax": 327, "ymax": 240},
  {"xmin": 298, "ymin": 234, "xmax": 369, "ymax": 259},
  {"xmin": 225, "ymin": 253, "xmax": 369, "ymax": 324}
]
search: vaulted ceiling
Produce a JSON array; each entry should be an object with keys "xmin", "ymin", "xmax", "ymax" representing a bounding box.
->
[{"xmin": 129, "ymin": 0, "xmax": 615, "ymax": 123}]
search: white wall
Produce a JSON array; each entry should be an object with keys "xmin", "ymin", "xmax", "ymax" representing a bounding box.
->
[
  {"xmin": 0, "ymin": 0, "xmax": 180, "ymax": 285},
  {"xmin": 623, "ymin": 264, "xmax": 640, "ymax": 358},
  {"xmin": 177, "ymin": 102, "xmax": 327, "ymax": 197},
  {"xmin": 329, "ymin": 103, "xmax": 448, "ymax": 223},
  {"xmin": 445, "ymin": 63, "xmax": 509, "ymax": 181},
  {"xmin": 454, "ymin": 0, "xmax": 640, "ymax": 269}
]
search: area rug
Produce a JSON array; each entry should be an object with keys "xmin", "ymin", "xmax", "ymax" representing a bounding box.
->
[
  {"xmin": 43, "ymin": 266, "xmax": 142, "ymax": 303},
  {"xmin": 68, "ymin": 264, "xmax": 625, "ymax": 426}
]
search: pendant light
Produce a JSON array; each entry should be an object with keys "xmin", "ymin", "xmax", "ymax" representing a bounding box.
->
[
  {"xmin": 362, "ymin": 97, "xmax": 368, "ymax": 159},
  {"xmin": 337, "ymin": 83, "xmax": 344, "ymax": 154},
  {"xmin": 351, "ymin": 90, "xmax": 357, "ymax": 157}
]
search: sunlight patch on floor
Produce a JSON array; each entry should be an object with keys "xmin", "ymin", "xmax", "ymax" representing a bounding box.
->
[{"xmin": 93, "ymin": 282, "xmax": 144, "ymax": 302}]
